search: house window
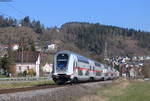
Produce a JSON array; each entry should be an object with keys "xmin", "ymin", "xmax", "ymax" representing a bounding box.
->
[
  {"xmin": 27, "ymin": 66, "xmax": 29, "ymax": 70},
  {"xmin": 19, "ymin": 66, "xmax": 22, "ymax": 72}
]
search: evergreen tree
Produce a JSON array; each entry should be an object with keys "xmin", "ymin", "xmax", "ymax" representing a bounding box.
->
[
  {"xmin": 30, "ymin": 41, "xmax": 36, "ymax": 51},
  {"xmin": 21, "ymin": 16, "xmax": 30, "ymax": 27}
]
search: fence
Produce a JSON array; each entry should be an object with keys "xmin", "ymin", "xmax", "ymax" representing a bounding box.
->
[{"xmin": 0, "ymin": 77, "xmax": 52, "ymax": 81}]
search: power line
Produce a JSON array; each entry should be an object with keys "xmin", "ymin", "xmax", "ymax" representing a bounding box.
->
[
  {"xmin": 4, "ymin": 3, "xmax": 36, "ymax": 21},
  {"xmin": 5, "ymin": 3, "xmax": 26, "ymax": 16},
  {"xmin": 0, "ymin": 0, "xmax": 12, "ymax": 2},
  {"xmin": 0, "ymin": 11, "xmax": 10, "ymax": 17}
]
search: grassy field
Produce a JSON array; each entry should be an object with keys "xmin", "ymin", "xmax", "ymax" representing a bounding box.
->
[
  {"xmin": 0, "ymin": 75, "xmax": 8, "ymax": 78},
  {"xmin": 109, "ymin": 81, "xmax": 150, "ymax": 101},
  {"xmin": 78, "ymin": 78, "xmax": 150, "ymax": 101},
  {"xmin": 0, "ymin": 80, "xmax": 55, "ymax": 89}
]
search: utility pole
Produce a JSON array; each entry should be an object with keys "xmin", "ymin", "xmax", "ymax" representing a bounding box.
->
[
  {"xmin": 104, "ymin": 42, "xmax": 108, "ymax": 61},
  {"xmin": 21, "ymin": 42, "xmax": 23, "ymax": 63}
]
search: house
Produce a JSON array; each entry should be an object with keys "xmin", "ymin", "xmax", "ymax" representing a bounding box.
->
[
  {"xmin": 42, "ymin": 63, "xmax": 53, "ymax": 73},
  {"xmin": 44, "ymin": 42, "xmax": 57, "ymax": 51},
  {"xmin": 34, "ymin": 42, "xmax": 43, "ymax": 52},
  {"xmin": 15, "ymin": 51, "xmax": 40, "ymax": 77},
  {"xmin": 0, "ymin": 43, "xmax": 19, "ymax": 51},
  {"xmin": 11, "ymin": 44, "xmax": 19, "ymax": 51},
  {"xmin": 145, "ymin": 56, "xmax": 150, "ymax": 60},
  {"xmin": 0, "ymin": 44, "xmax": 8, "ymax": 57},
  {"xmin": 132, "ymin": 56, "xmax": 137, "ymax": 61},
  {"xmin": 0, "ymin": 68, "xmax": 5, "ymax": 75},
  {"xmin": 35, "ymin": 46, "xmax": 42, "ymax": 52},
  {"xmin": 47, "ymin": 44, "xmax": 56, "ymax": 50}
]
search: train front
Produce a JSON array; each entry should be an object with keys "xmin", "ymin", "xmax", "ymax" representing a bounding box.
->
[{"xmin": 52, "ymin": 51, "xmax": 72, "ymax": 84}]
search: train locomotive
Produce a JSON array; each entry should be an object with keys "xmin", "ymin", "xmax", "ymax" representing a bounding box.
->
[{"xmin": 52, "ymin": 50, "xmax": 118, "ymax": 84}]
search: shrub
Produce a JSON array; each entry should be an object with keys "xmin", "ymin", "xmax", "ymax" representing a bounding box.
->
[
  {"xmin": 8, "ymin": 65, "xmax": 16, "ymax": 75},
  {"xmin": 141, "ymin": 65, "xmax": 150, "ymax": 78},
  {"xmin": 27, "ymin": 69, "xmax": 36, "ymax": 76}
]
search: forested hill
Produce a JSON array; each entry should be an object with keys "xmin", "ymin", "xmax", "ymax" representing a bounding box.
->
[
  {"xmin": 0, "ymin": 16, "xmax": 150, "ymax": 60},
  {"xmin": 61, "ymin": 22, "xmax": 150, "ymax": 57}
]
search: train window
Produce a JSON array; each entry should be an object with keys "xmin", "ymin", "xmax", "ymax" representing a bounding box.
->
[
  {"xmin": 73, "ymin": 61, "xmax": 75, "ymax": 67},
  {"xmin": 93, "ymin": 66, "xmax": 95, "ymax": 70},
  {"xmin": 90, "ymin": 66, "xmax": 92, "ymax": 70},
  {"xmin": 94, "ymin": 62, "xmax": 101, "ymax": 67},
  {"xmin": 77, "ymin": 56, "xmax": 89, "ymax": 64},
  {"xmin": 105, "ymin": 73, "xmax": 108, "ymax": 76},
  {"xmin": 52, "ymin": 62, "xmax": 54, "ymax": 73},
  {"xmin": 57, "ymin": 54, "xmax": 68, "ymax": 59},
  {"xmin": 96, "ymin": 72, "xmax": 101, "ymax": 76},
  {"xmin": 78, "ymin": 59, "xmax": 89, "ymax": 64},
  {"xmin": 57, "ymin": 61, "xmax": 68, "ymax": 68},
  {"xmin": 78, "ymin": 69, "xmax": 83, "ymax": 76},
  {"xmin": 56, "ymin": 54, "xmax": 68, "ymax": 71},
  {"xmin": 105, "ymin": 66, "xmax": 108, "ymax": 69},
  {"xmin": 85, "ymin": 70, "xmax": 89, "ymax": 76}
]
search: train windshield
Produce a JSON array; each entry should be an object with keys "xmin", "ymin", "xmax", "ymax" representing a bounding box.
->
[{"xmin": 56, "ymin": 54, "xmax": 69, "ymax": 72}]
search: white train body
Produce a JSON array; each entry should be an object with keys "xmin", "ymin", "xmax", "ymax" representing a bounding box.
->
[{"xmin": 52, "ymin": 50, "xmax": 118, "ymax": 84}]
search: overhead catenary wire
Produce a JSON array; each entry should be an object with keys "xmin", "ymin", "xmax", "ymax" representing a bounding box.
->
[
  {"xmin": 5, "ymin": 3, "xmax": 26, "ymax": 16},
  {"xmin": 0, "ymin": 0, "xmax": 13, "ymax": 2},
  {"xmin": 1, "ymin": 1, "xmax": 44, "ymax": 27},
  {"xmin": 0, "ymin": 11, "xmax": 10, "ymax": 17},
  {"xmin": 0, "ymin": 2, "xmax": 24, "ymax": 16},
  {"xmin": 4, "ymin": 3, "xmax": 37, "ymax": 22}
]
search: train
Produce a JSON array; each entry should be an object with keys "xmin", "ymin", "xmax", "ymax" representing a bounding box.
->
[{"xmin": 52, "ymin": 50, "xmax": 119, "ymax": 84}]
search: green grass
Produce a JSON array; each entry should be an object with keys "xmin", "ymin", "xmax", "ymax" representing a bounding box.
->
[
  {"xmin": 0, "ymin": 75, "xmax": 8, "ymax": 78},
  {"xmin": 0, "ymin": 80, "xmax": 55, "ymax": 89},
  {"xmin": 109, "ymin": 81, "xmax": 150, "ymax": 101}
]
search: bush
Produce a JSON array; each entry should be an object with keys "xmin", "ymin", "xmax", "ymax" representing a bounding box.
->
[
  {"xmin": 142, "ymin": 65, "xmax": 150, "ymax": 78},
  {"xmin": 18, "ymin": 73, "xmax": 23, "ymax": 77},
  {"xmin": 23, "ymin": 70, "xmax": 27, "ymax": 77},
  {"xmin": 27, "ymin": 69, "xmax": 36, "ymax": 76},
  {"xmin": 8, "ymin": 65, "xmax": 16, "ymax": 75}
]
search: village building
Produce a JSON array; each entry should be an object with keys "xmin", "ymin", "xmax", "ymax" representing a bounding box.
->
[
  {"xmin": 42, "ymin": 63, "xmax": 53, "ymax": 73},
  {"xmin": 15, "ymin": 51, "xmax": 40, "ymax": 77},
  {"xmin": 11, "ymin": 44, "xmax": 19, "ymax": 51},
  {"xmin": 44, "ymin": 42, "xmax": 57, "ymax": 51}
]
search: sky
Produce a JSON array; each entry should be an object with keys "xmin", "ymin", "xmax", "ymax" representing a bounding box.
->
[{"xmin": 0, "ymin": 0, "xmax": 149, "ymax": 31}]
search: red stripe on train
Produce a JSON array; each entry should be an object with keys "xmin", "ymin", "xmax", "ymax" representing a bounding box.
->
[{"xmin": 74, "ymin": 67, "xmax": 103, "ymax": 72}]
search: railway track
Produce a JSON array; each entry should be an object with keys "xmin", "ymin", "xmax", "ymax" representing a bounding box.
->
[
  {"xmin": 0, "ymin": 80, "xmax": 112, "ymax": 94},
  {"xmin": 0, "ymin": 84, "xmax": 67, "ymax": 94}
]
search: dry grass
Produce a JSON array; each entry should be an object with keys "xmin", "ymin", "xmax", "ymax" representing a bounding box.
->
[
  {"xmin": 1, "ymin": 78, "xmax": 149, "ymax": 101},
  {"xmin": 142, "ymin": 64, "xmax": 150, "ymax": 78},
  {"xmin": 78, "ymin": 78, "xmax": 130, "ymax": 101},
  {"xmin": 79, "ymin": 95, "xmax": 107, "ymax": 101},
  {"xmin": 78, "ymin": 78, "xmax": 150, "ymax": 101}
]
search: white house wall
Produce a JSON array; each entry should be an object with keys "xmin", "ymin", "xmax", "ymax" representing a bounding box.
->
[
  {"xmin": 16, "ymin": 63, "xmax": 36, "ymax": 73},
  {"xmin": 42, "ymin": 64, "xmax": 53, "ymax": 73},
  {"xmin": 35, "ymin": 55, "xmax": 40, "ymax": 77}
]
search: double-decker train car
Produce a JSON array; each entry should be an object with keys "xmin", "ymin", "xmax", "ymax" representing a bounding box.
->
[{"xmin": 52, "ymin": 50, "xmax": 118, "ymax": 84}]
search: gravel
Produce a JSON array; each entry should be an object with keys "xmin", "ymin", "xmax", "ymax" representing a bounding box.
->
[{"xmin": 0, "ymin": 81, "xmax": 112, "ymax": 101}]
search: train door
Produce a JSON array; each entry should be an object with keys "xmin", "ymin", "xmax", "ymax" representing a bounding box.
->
[
  {"xmin": 92, "ymin": 66, "xmax": 95, "ymax": 76},
  {"xmin": 89, "ymin": 61, "xmax": 95, "ymax": 78},
  {"xmin": 89, "ymin": 65, "xmax": 92, "ymax": 76},
  {"xmin": 73, "ymin": 61, "xmax": 78, "ymax": 76}
]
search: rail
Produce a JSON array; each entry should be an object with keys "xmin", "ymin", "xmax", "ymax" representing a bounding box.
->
[
  {"xmin": 144, "ymin": 78, "xmax": 150, "ymax": 81},
  {"xmin": 0, "ymin": 77, "xmax": 52, "ymax": 81}
]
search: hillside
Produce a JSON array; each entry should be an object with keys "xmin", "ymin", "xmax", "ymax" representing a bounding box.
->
[
  {"xmin": 0, "ymin": 16, "xmax": 150, "ymax": 61},
  {"xmin": 0, "ymin": 27, "xmax": 38, "ymax": 44},
  {"xmin": 60, "ymin": 22, "xmax": 150, "ymax": 58}
]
